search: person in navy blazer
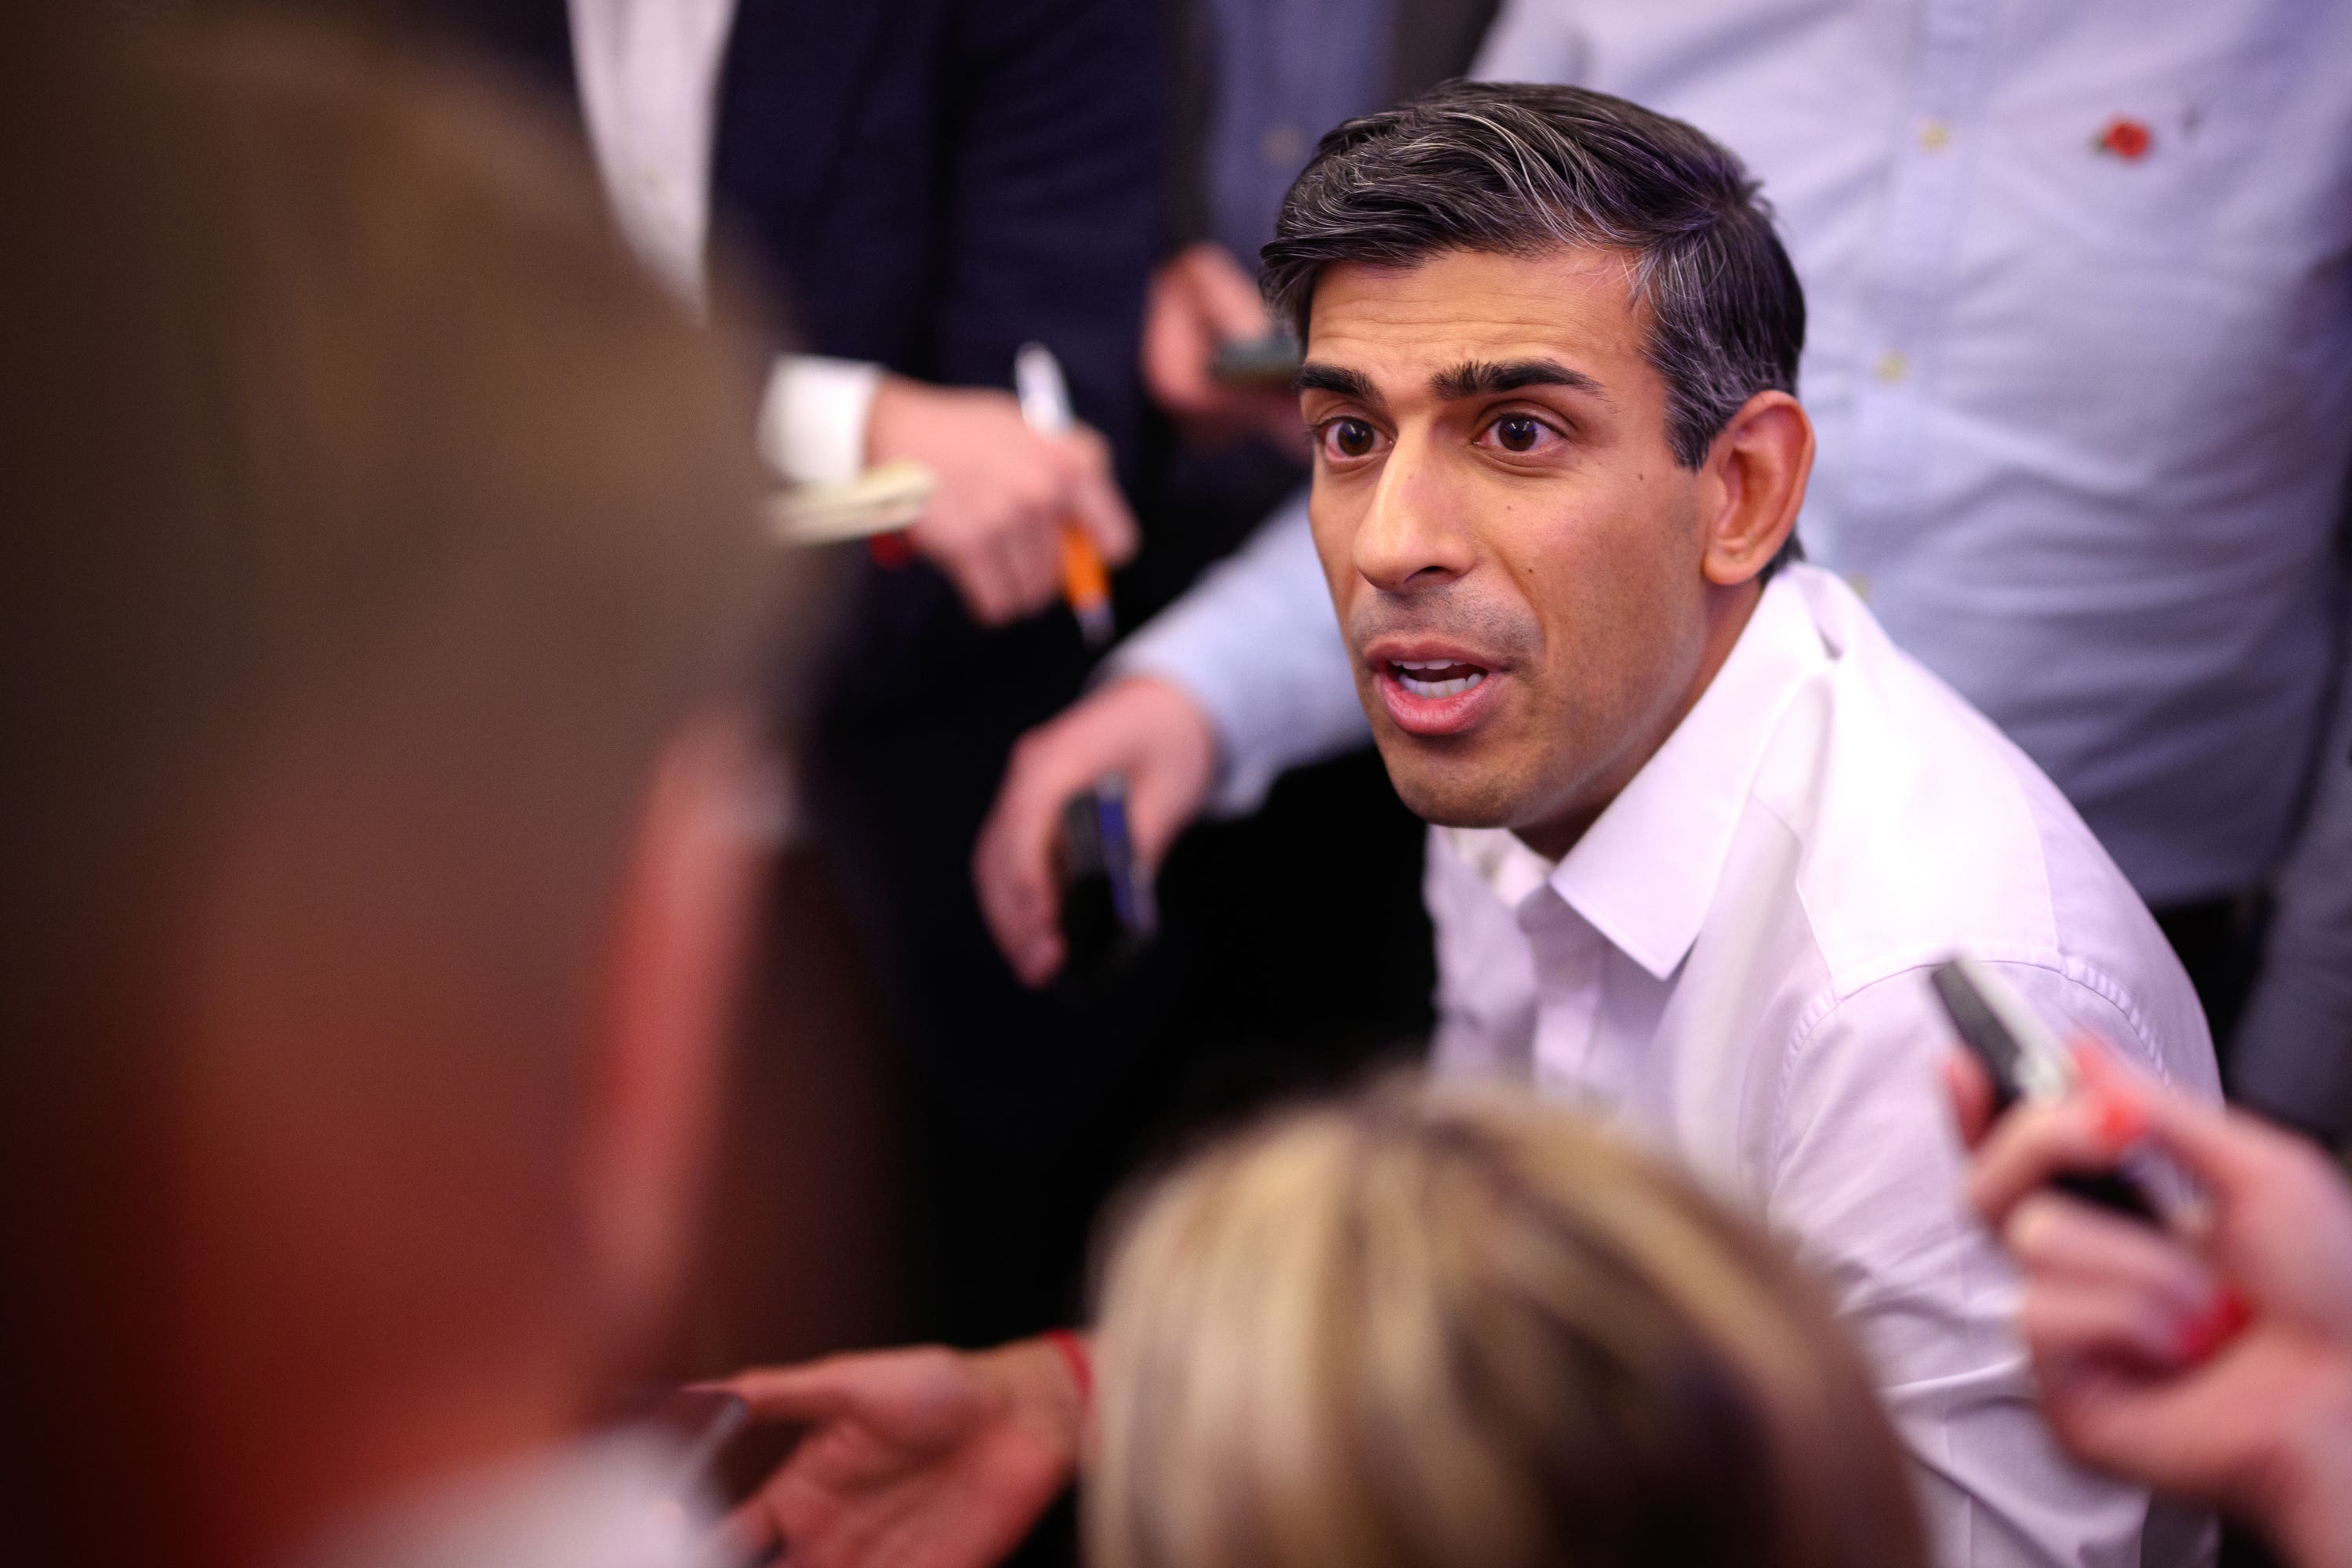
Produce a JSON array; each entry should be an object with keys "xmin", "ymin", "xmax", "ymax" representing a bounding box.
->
[{"xmin": 412, "ymin": 0, "xmax": 1165, "ymax": 1344}]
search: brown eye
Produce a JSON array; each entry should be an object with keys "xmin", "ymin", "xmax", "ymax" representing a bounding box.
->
[
  {"xmin": 1496, "ymin": 415, "xmax": 1543, "ymax": 452},
  {"xmin": 1328, "ymin": 419, "xmax": 1376, "ymax": 459}
]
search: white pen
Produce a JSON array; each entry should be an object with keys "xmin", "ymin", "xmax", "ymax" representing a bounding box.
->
[{"xmin": 1014, "ymin": 341, "xmax": 1113, "ymax": 647}]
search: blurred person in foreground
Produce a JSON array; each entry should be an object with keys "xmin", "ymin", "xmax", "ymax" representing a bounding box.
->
[
  {"xmin": 733, "ymin": 1085, "xmax": 1927, "ymax": 1568},
  {"xmin": 0, "ymin": 17, "xmax": 797, "ymax": 1568},
  {"xmin": 724, "ymin": 83, "xmax": 2218, "ymax": 1568},
  {"xmin": 1949, "ymin": 1044, "xmax": 2352, "ymax": 1567}
]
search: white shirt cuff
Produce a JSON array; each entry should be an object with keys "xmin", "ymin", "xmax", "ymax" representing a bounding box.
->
[{"xmin": 758, "ymin": 354, "xmax": 884, "ymax": 484}]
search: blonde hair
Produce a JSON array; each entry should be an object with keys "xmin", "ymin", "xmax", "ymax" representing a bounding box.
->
[{"xmin": 1087, "ymin": 1083, "xmax": 1923, "ymax": 1568}]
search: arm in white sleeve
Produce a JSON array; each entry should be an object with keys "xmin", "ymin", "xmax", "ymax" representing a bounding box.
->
[
  {"xmin": 2232, "ymin": 619, "xmax": 2352, "ymax": 1140},
  {"xmin": 757, "ymin": 354, "xmax": 884, "ymax": 484},
  {"xmin": 1771, "ymin": 965, "xmax": 2209, "ymax": 1568},
  {"xmin": 1105, "ymin": 486, "xmax": 1370, "ymax": 815}
]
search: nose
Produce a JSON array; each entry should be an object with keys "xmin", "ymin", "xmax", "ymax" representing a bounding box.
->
[{"xmin": 1351, "ymin": 433, "xmax": 1476, "ymax": 594}]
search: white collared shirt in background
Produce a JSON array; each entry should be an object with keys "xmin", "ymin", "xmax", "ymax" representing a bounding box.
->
[
  {"xmin": 1118, "ymin": 0, "xmax": 2352, "ymax": 913},
  {"xmin": 568, "ymin": 0, "xmax": 880, "ymax": 483},
  {"xmin": 1426, "ymin": 564, "xmax": 2220, "ymax": 1567}
]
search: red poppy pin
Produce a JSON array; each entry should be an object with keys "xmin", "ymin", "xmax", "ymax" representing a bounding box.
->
[{"xmin": 2093, "ymin": 115, "xmax": 2153, "ymax": 162}]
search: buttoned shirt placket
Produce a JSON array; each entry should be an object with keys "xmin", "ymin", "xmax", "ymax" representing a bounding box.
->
[{"xmin": 1834, "ymin": 0, "xmax": 1996, "ymax": 581}]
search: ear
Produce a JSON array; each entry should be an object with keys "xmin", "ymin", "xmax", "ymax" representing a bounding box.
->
[
  {"xmin": 1696, "ymin": 390, "xmax": 1813, "ymax": 586},
  {"xmin": 581, "ymin": 708, "xmax": 782, "ymax": 1341}
]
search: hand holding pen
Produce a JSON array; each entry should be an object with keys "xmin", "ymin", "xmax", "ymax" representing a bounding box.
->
[
  {"xmin": 850, "ymin": 366, "xmax": 1136, "ymax": 627},
  {"xmin": 1014, "ymin": 342, "xmax": 1118, "ymax": 646},
  {"xmin": 1947, "ymin": 1042, "xmax": 2352, "ymax": 1562}
]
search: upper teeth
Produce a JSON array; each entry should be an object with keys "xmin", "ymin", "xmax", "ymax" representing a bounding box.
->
[{"xmin": 1393, "ymin": 661, "xmax": 1485, "ymax": 699}]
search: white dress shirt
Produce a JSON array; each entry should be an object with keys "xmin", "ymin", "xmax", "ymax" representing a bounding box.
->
[
  {"xmin": 568, "ymin": 0, "xmax": 881, "ymax": 482},
  {"xmin": 1425, "ymin": 564, "xmax": 2220, "ymax": 1567},
  {"xmin": 1117, "ymin": 0, "xmax": 2352, "ymax": 909},
  {"xmin": 294, "ymin": 1432, "xmax": 725, "ymax": 1568}
]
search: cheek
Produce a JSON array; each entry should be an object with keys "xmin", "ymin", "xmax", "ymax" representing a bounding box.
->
[
  {"xmin": 1307, "ymin": 496, "xmax": 1363, "ymax": 602},
  {"xmin": 1512, "ymin": 495, "xmax": 1700, "ymax": 691}
]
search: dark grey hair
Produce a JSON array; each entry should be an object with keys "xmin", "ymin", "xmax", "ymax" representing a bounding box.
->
[{"xmin": 1264, "ymin": 81, "xmax": 1806, "ymax": 478}]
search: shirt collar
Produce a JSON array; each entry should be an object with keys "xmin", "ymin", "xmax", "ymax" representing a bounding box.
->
[
  {"xmin": 1554, "ymin": 571, "xmax": 1826, "ymax": 978},
  {"xmin": 1447, "ymin": 570, "xmax": 1829, "ymax": 980}
]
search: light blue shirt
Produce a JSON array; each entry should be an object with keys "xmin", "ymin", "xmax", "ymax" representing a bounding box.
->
[
  {"xmin": 1117, "ymin": 0, "xmax": 2352, "ymax": 909},
  {"xmin": 1203, "ymin": 0, "xmax": 1396, "ymax": 264}
]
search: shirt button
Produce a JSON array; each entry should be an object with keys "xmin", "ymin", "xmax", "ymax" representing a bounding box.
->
[
  {"xmin": 1874, "ymin": 349, "xmax": 1910, "ymax": 383},
  {"xmin": 1918, "ymin": 118, "xmax": 1952, "ymax": 152},
  {"xmin": 1261, "ymin": 124, "xmax": 1308, "ymax": 169}
]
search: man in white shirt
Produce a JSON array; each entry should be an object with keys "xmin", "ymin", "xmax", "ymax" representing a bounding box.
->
[
  {"xmin": 722, "ymin": 82, "xmax": 2220, "ymax": 1568},
  {"xmin": 978, "ymin": 0, "xmax": 2352, "ymax": 1093}
]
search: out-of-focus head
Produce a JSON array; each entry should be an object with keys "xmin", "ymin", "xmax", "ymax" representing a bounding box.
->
[
  {"xmin": 1263, "ymin": 83, "xmax": 1813, "ymax": 855},
  {"xmin": 0, "ymin": 16, "xmax": 786, "ymax": 1566},
  {"xmin": 1087, "ymin": 1083, "xmax": 1924, "ymax": 1568}
]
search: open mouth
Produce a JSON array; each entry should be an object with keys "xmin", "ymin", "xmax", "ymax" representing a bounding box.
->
[
  {"xmin": 1389, "ymin": 659, "xmax": 1487, "ymax": 699},
  {"xmin": 1369, "ymin": 650, "xmax": 1502, "ymax": 737}
]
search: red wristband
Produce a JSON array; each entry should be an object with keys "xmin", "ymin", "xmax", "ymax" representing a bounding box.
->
[{"xmin": 1043, "ymin": 1327, "xmax": 1092, "ymax": 1414}]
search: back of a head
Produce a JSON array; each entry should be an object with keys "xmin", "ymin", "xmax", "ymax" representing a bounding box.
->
[
  {"xmin": 0, "ymin": 15, "xmax": 779, "ymax": 1563},
  {"xmin": 1087, "ymin": 1084, "xmax": 1925, "ymax": 1568}
]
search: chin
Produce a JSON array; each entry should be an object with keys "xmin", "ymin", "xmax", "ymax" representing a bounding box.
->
[{"xmin": 1375, "ymin": 739, "xmax": 1526, "ymax": 830}]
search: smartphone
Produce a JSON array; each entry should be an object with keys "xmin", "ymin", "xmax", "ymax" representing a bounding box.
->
[
  {"xmin": 1207, "ymin": 334, "xmax": 1304, "ymax": 389},
  {"xmin": 1058, "ymin": 777, "xmax": 1158, "ymax": 979},
  {"xmin": 1928, "ymin": 956, "xmax": 2161, "ymax": 1222}
]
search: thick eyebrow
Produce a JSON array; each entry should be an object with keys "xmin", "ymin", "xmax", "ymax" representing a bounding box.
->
[
  {"xmin": 1432, "ymin": 358, "xmax": 1606, "ymax": 402},
  {"xmin": 1294, "ymin": 361, "xmax": 1383, "ymax": 405}
]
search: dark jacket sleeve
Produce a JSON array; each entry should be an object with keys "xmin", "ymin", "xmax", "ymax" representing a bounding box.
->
[{"xmin": 927, "ymin": 0, "xmax": 1162, "ymax": 466}]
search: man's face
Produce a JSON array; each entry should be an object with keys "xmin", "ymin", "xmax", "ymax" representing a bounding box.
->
[{"xmin": 1299, "ymin": 248, "xmax": 1719, "ymax": 851}]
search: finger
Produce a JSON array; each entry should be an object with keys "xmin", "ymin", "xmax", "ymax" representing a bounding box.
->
[
  {"xmin": 1944, "ymin": 1051, "xmax": 1998, "ymax": 1149},
  {"xmin": 2018, "ymin": 1278, "xmax": 2198, "ymax": 1373},
  {"xmin": 942, "ymin": 535, "xmax": 1020, "ymax": 626},
  {"xmin": 1189, "ymin": 243, "xmax": 1276, "ymax": 342},
  {"xmin": 1141, "ymin": 267, "xmax": 1220, "ymax": 415},
  {"xmin": 724, "ymin": 1498, "xmax": 785, "ymax": 1565},
  {"xmin": 996, "ymin": 521, "xmax": 1062, "ymax": 619},
  {"xmin": 1059, "ymin": 429, "xmax": 1140, "ymax": 564},
  {"xmin": 2082, "ymin": 1044, "xmax": 2295, "ymax": 1207},
  {"xmin": 974, "ymin": 739, "xmax": 1073, "ymax": 986},
  {"xmin": 2005, "ymin": 1192, "xmax": 2220, "ymax": 1319},
  {"xmin": 1966, "ymin": 1091, "xmax": 2130, "ymax": 1229}
]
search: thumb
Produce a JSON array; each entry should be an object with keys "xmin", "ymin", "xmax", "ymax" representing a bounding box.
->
[{"xmin": 1058, "ymin": 427, "xmax": 1139, "ymax": 565}]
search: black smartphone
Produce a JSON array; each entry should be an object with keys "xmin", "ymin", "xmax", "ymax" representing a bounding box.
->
[
  {"xmin": 1058, "ymin": 779, "xmax": 1158, "ymax": 980},
  {"xmin": 1207, "ymin": 333, "xmax": 1304, "ymax": 388},
  {"xmin": 1928, "ymin": 956, "xmax": 2160, "ymax": 1222}
]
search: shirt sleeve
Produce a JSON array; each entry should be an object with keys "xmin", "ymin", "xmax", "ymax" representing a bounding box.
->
[
  {"xmin": 2231, "ymin": 622, "xmax": 2352, "ymax": 1140},
  {"xmin": 1105, "ymin": 488, "xmax": 1372, "ymax": 815},
  {"xmin": 756, "ymin": 354, "xmax": 883, "ymax": 485},
  {"xmin": 1766, "ymin": 961, "xmax": 2202, "ymax": 1568},
  {"xmin": 1468, "ymin": 0, "xmax": 1592, "ymax": 82}
]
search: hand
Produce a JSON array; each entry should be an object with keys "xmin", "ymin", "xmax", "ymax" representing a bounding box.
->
[
  {"xmin": 1139, "ymin": 243, "xmax": 1305, "ymax": 451},
  {"xmin": 973, "ymin": 676, "xmax": 1217, "ymax": 985},
  {"xmin": 718, "ymin": 1339, "xmax": 1084, "ymax": 1568},
  {"xmin": 1947, "ymin": 1047, "xmax": 2352, "ymax": 1566},
  {"xmin": 865, "ymin": 375, "xmax": 1138, "ymax": 627}
]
